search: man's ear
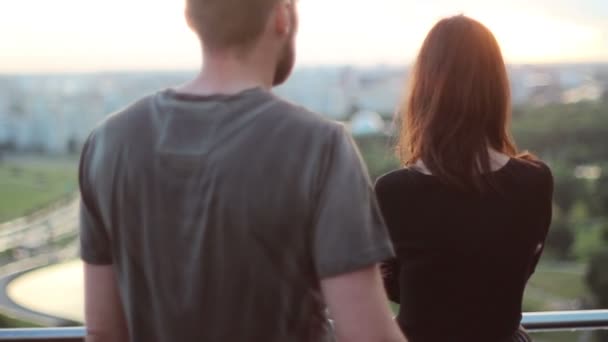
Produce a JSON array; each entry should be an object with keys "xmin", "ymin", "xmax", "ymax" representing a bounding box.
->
[
  {"xmin": 184, "ymin": 7, "xmax": 195, "ymax": 31},
  {"xmin": 273, "ymin": 1, "xmax": 293, "ymax": 36}
]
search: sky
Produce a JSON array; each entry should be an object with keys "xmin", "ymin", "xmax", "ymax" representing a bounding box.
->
[{"xmin": 0, "ymin": 0, "xmax": 607, "ymax": 73}]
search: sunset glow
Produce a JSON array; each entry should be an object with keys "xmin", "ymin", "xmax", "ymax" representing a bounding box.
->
[{"xmin": 0, "ymin": 0, "xmax": 606, "ymax": 72}]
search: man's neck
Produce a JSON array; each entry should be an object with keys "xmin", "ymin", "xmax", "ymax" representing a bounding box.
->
[{"xmin": 175, "ymin": 50, "xmax": 276, "ymax": 96}]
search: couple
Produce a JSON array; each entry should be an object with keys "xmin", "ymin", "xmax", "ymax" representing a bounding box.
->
[{"xmin": 79, "ymin": 0, "xmax": 553, "ymax": 341}]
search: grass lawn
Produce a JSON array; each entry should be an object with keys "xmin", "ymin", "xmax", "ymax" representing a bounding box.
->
[
  {"xmin": 523, "ymin": 263, "xmax": 589, "ymax": 342},
  {"xmin": 524, "ymin": 262, "xmax": 588, "ymax": 311},
  {"xmin": 0, "ymin": 312, "xmax": 42, "ymax": 328},
  {"xmin": 0, "ymin": 157, "xmax": 78, "ymax": 223},
  {"xmin": 528, "ymin": 263, "xmax": 587, "ymax": 300},
  {"xmin": 522, "ymin": 294, "xmax": 547, "ymax": 312},
  {"xmin": 530, "ymin": 331, "xmax": 586, "ymax": 342}
]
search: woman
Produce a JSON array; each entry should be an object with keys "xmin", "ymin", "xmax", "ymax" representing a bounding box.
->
[{"xmin": 376, "ymin": 16, "xmax": 553, "ymax": 342}]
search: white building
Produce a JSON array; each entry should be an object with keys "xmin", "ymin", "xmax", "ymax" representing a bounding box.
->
[
  {"xmin": 562, "ymin": 81, "xmax": 604, "ymax": 104},
  {"xmin": 348, "ymin": 110, "xmax": 386, "ymax": 136}
]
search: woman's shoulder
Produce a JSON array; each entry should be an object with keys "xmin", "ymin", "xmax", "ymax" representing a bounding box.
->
[
  {"xmin": 504, "ymin": 157, "xmax": 554, "ymax": 193},
  {"xmin": 375, "ymin": 167, "xmax": 426, "ymax": 195},
  {"xmin": 506, "ymin": 157, "xmax": 552, "ymax": 180}
]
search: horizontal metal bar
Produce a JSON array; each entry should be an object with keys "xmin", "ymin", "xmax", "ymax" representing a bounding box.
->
[
  {"xmin": 523, "ymin": 310, "xmax": 608, "ymax": 332},
  {"xmin": 0, "ymin": 327, "xmax": 84, "ymax": 341},
  {"xmin": 0, "ymin": 310, "xmax": 607, "ymax": 340}
]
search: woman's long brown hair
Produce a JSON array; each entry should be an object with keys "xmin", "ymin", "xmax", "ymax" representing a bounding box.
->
[{"xmin": 398, "ymin": 15, "xmax": 524, "ymax": 191}]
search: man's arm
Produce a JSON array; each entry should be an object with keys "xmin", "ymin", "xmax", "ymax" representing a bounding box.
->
[
  {"xmin": 84, "ymin": 263, "xmax": 129, "ymax": 342},
  {"xmin": 79, "ymin": 133, "xmax": 127, "ymax": 341},
  {"xmin": 311, "ymin": 126, "xmax": 405, "ymax": 341},
  {"xmin": 322, "ymin": 265, "xmax": 407, "ymax": 342}
]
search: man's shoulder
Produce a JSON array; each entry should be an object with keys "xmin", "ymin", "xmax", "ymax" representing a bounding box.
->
[
  {"xmin": 266, "ymin": 92, "xmax": 342, "ymax": 132},
  {"xmin": 91, "ymin": 94, "xmax": 156, "ymax": 141},
  {"xmin": 81, "ymin": 94, "xmax": 159, "ymax": 174}
]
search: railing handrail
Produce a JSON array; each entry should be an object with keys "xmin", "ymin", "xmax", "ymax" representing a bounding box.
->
[
  {"xmin": 523, "ymin": 309, "xmax": 608, "ymax": 331},
  {"xmin": 0, "ymin": 327, "xmax": 84, "ymax": 340},
  {"xmin": 0, "ymin": 310, "xmax": 606, "ymax": 340}
]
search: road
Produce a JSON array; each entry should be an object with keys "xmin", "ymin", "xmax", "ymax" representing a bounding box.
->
[
  {"xmin": 7, "ymin": 260, "xmax": 84, "ymax": 323},
  {"xmin": 0, "ymin": 199, "xmax": 81, "ymax": 326},
  {"xmin": 0, "ymin": 200, "xmax": 79, "ymax": 256}
]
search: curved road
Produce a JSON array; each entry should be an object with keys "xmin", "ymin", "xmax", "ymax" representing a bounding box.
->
[
  {"xmin": 0, "ymin": 199, "xmax": 82, "ymax": 326},
  {"xmin": 6, "ymin": 260, "xmax": 84, "ymax": 323}
]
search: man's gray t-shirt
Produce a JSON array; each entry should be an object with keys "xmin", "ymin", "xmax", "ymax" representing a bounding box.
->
[{"xmin": 79, "ymin": 88, "xmax": 394, "ymax": 342}]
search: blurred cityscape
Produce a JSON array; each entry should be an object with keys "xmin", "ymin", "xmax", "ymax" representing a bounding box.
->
[
  {"xmin": 0, "ymin": 64, "xmax": 608, "ymax": 342},
  {"xmin": 0, "ymin": 63, "xmax": 607, "ymax": 155}
]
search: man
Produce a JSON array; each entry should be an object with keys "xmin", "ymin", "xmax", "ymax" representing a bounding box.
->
[{"xmin": 79, "ymin": 0, "xmax": 405, "ymax": 341}]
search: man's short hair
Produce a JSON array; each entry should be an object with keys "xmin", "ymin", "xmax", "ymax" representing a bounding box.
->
[{"xmin": 187, "ymin": 0, "xmax": 283, "ymax": 50}]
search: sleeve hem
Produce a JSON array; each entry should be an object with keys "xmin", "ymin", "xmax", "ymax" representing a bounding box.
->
[
  {"xmin": 80, "ymin": 254, "xmax": 113, "ymax": 266},
  {"xmin": 318, "ymin": 245, "xmax": 395, "ymax": 279}
]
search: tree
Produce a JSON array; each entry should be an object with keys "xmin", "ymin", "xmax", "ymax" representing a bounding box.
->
[
  {"xmin": 590, "ymin": 174, "xmax": 608, "ymax": 218},
  {"xmin": 587, "ymin": 247, "xmax": 608, "ymax": 341},
  {"xmin": 355, "ymin": 135, "xmax": 399, "ymax": 180},
  {"xmin": 545, "ymin": 219, "xmax": 575, "ymax": 260},
  {"xmin": 552, "ymin": 174, "xmax": 587, "ymax": 214},
  {"xmin": 66, "ymin": 136, "xmax": 80, "ymax": 155},
  {"xmin": 586, "ymin": 223, "xmax": 608, "ymax": 341}
]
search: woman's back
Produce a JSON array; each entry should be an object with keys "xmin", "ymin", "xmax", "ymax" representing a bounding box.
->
[{"xmin": 376, "ymin": 158, "xmax": 553, "ymax": 341}]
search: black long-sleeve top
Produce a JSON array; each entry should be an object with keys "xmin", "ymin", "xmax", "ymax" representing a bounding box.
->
[{"xmin": 375, "ymin": 158, "xmax": 553, "ymax": 342}]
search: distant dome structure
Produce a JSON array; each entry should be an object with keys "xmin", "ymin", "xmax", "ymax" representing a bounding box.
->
[{"xmin": 348, "ymin": 109, "xmax": 385, "ymax": 136}]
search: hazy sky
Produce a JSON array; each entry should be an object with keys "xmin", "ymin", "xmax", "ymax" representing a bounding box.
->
[{"xmin": 1, "ymin": 0, "xmax": 607, "ymax": 73}]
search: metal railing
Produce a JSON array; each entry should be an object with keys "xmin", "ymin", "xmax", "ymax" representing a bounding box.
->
[
  {"xmin": 0, "ymin": 327, "xmax": 84, "ymax": 341},
  {"xmin": 0, "ymin": 310, "xmax": 606, "ymax": 341},
  {"xmin": 522, "ymin": 310, "xmax": 608, "ymax": 332}
]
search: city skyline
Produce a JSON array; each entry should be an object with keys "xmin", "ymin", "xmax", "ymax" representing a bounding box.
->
[{"xmin": 1, "ymin": 0, "xmax": 607, "ymax": 73}]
